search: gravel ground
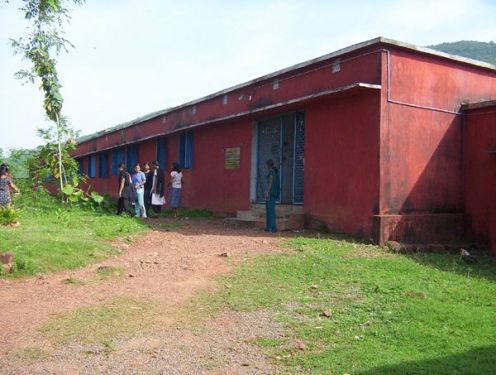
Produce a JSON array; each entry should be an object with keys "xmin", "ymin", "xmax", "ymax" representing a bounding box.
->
[
  {"xmin": 3, "ymin": 310, "xmax": 285, "ymax": 375},
  {"xmin": 0, "ymin": 218, "xmax": 290, "ymax": 374}
]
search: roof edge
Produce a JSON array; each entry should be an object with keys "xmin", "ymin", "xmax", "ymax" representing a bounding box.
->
[
  {"xmin": 77, "ymin": 36, "xmax": 496, "ymax": 145},
  {"xmin": 75, "ymin": 82, "xmax": 381, "ymax": 155},
  {"xmin": 461, "ymin": 100, "xmax": 496, "ymax": 111}
]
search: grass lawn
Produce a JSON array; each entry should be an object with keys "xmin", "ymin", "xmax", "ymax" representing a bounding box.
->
[
  {"xmin": 200, "ymin": 235, "xmax": 496, "ymax": 374},
  {"xmin": 0, "ymin": 190, "xmax": 148, "ymax": 277}
]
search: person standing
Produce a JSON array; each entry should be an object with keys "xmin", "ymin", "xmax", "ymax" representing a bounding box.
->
[
  {"xmin": 150, "ymin": 161, "xmax": 165, "ymax": 217},
  {"xmin": 264, "ymin": 159, "xmax": 279, "ymax": 232},
  {"xmin": 168, "ymin": 162, "xmax": 183, "ymax": 218},
  {"xmin": 143, "ymin": 162, "xmax": 153, "ymax": 217},
  {"xmin": 0, "ymin": 165, "xmax": 20, "ymax": 207},
  {"xmin": 117, "ymin": 163, "xmax": 133, "ymax": 215},
  {"xmin": 132, "ymin": 163, "xmax": 147, "ymax": 218}
]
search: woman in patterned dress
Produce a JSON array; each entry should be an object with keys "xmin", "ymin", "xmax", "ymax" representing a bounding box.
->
[
  {"xmin": 168, "ymin": 162, "xmax": 183, "ymax": 218},
  {"xmin": 0, "ymin": 165, "xmax": 20, "ymax": 207}
]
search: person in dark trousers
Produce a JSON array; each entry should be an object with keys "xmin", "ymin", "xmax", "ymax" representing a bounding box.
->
[
  {"xmin": 117, "ymin": 163, "xmax": 134, "ymax": 215},
  {"xmin": 143, "ymin": 162, "xmax": 153, "ymax": 217},
  {"xmin": 264, "ymin": 159, "xmax": 279, "ymax": 232},
  {"xmin": 150, "ymin": 161, "xmax": 165, "ymax": 217}
]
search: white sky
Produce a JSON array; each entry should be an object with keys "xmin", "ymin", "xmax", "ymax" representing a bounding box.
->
[{"xmin": 1, "ymin": 0, "xmax": 495, "ymax": 153}]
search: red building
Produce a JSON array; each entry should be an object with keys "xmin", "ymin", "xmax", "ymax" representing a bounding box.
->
[
  {"xmin": 73, "ymin": 37, "xmax": 496, "ymax": 252},
  {"xmin": 461, "ymin": 101, "xmax": 496, "ymax": 253}
]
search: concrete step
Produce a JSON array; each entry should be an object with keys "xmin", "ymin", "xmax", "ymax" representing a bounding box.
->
[
  {"xmin": 236, "ymin": 210, "xmax": 263, "ymax": 220},
  {"xmin": 226, "ymin": 212, "xmax": 304, "ymax": 231},
  {"xmin": 248, "ymin": 204, "xmax": 303, "ymax": 218}
]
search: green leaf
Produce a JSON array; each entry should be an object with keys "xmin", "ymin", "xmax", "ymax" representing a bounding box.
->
[
  {"xmin": 90, "ymin": 192, "xmax": 104, "ymax": 205},
  {"xmin": 61, "ymin": 184, "xmax": 74, "ymax": 195}
]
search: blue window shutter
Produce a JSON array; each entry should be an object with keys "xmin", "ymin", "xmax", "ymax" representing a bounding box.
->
[
  {"xmin": 99, "ymin": 152, "xmax": 109, "ymax": 178},
  {"xmin": 88, "ymin": 155, "xmax": 96, "ymax": 178},
  {"xmin": 111, "ymin": 148, "xmax": 125, "ymax": 175},
  {"xmin": 111, "ymin": 149, "xmax": 118, "ymax": 176},
  {"xmin": 77, "ymin": 158, "xmax": 83, "ymax": 176},
  {"xmin": 179, "ymin": 134, "xmax": 185, "ymax": 168},
  {"xmin": 127, "ymin": 144, "xmax": 139, "ymax": 173},
  {"xmin": 179, "ymin": 132, "xmax": 193, "ymax": 169},
  {"xmin": 156, "ymin": 137, "xmax": 167, "ymax": 169},
  {"xmin": 186, "ymin": 133, "xmax": 193, "ymax": 169}
]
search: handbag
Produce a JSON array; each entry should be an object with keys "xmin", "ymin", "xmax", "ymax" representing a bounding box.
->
[{"xmin": 151, "ymin": 193, "xmax": 165, "ymax": 206}]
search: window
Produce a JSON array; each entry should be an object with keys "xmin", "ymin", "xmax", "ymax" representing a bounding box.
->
[
  {"xmin": 156, "ymin": 137, "xmax": 167, "ymax": 169},
  {"xmin": 99, "ymin": 152, "xmax": 109, "ymax": 178},
  {"xmin": 88, "ymin": 155, "xmax": 96, "ymax": 178},
  {"xmin": 179, "ymin": 132, "xmax": 193, "ymax": 169},
  {"xmin": 126, "ymin": 144, "xmax": 139, "ymax": 173},
  {"xmin": 76, "ymin": 158, "xmax": 83, "ymax": 176},
  {"xmin": 111, "ymin": 148, "xmax": 126, "ymax": 176}
]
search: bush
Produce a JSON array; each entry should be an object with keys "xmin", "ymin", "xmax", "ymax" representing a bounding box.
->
[
  {"xmin": 0, "ymin": 206, "xmax": 21, "ymax": 226},
  {"xmin": 6, "ymin": 255, "xmax": 36, "ymax": 275}
]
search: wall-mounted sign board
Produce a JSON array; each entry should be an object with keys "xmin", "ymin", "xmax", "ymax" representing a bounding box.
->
[{"xmin": 225, "ymin": 147, "xmax": 240, "ymax": 169}]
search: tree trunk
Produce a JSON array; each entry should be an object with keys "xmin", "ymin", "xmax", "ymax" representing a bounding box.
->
[{"xmin": 56, "ymin": 114, "xmax": 64, "ymax": 200}]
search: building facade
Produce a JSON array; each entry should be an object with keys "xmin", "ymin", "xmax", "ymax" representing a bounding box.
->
[{"xmin": 73, "ymin": 37, "xmax": 496, "ymax": 251}]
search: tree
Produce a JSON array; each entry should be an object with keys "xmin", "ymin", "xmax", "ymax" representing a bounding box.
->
[{"xmin": 10, "ymin": 0, "xmax": 85, "ymax": 197}]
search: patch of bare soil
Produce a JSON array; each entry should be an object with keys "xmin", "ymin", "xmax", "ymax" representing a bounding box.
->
[{"xmin": 0, "ymin": 218, "xmax": 289, "ymax": 374}]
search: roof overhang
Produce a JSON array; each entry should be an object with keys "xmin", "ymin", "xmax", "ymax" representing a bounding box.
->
[
  {"xmin": 461, "ymin": 100, "xmax": 496, "ymax": 111},
  {"xmin": 74, "ymin": 83, "xmax": 381, "ymax": 156},
  {"xmin": 77, "ymin": 36, "xmax": 496, "ymax": 145}
]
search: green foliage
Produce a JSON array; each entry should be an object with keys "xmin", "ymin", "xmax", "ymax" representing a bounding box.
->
[
  {"xmin": 0, "ymin": 206, "xmax": 21, "ymax": 226},
  {"xmin": 30, "ymin": 138, "xmax": 79, "ymax": 187},
  {"xmin": 429, "ymin": 40, "xmax": 496, "ymax": 65},
  {"xmin": 10, "ymin": 0, "xmax": 85, "ymax": 195},
  {"xmin": 1, "ymin": 148, "xmax": 38, "ymax": 179},
  {"xmin": 11, "ymin": 0, "xmax": 85, "ymax": 122},
  {"xmin": 0, "ymin": 187, "xmax": 147, "ymax": 277},
  {"xmin": 199, "ymin": 237, "xmax": 496, "ymax": 374},
  {"xmin": 61, "ymin": 183, "xmax": 104, "ymax": 209}
]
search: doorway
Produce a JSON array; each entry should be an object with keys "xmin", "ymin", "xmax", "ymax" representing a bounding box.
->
[{"xmin": 256, "ymin": 112, "xmax": 304, "ymax": 204}]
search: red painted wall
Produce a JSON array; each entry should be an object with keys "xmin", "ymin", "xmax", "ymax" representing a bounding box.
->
[
  {"xmin": 176, "ymin": 119, "xmax": 253, "ymax": 213},
  {"xmin": 304, "ymin": 92, "xmax": 381, "ymax": 239},
  {"xmin": 79, "ymin": 119, "xmax": 254, "ymax": 214},
  {"xmin": 381, "ymin": 49, "xmax": 496, "ymax": 215},
  {"xmin": 381, "ymin": 106, "xmax": 463, "ymax": 214},
  {"xmin": 463, "ymin": 106, "xmax": 496, "ymax": 253},
  {"xmin": 377, "ymin": 48, "xmax": 496, "ymax": 243}
]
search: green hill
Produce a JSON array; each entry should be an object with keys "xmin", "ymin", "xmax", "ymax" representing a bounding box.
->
[{"xmin": 428, "ymin": 40, "xmax": 496, "ymax": 65}]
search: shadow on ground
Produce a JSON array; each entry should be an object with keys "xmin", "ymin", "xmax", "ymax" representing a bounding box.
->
[
  {"xmin": 356, "ymin": 345, "xmax": 496, "ymax": 375},
  {"xmin": 401, "ymin": 250, "xmax": 496, "ymax": 283}
]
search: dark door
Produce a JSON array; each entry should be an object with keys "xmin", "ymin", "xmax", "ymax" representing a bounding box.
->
[{"xmin": 256, "ymin": 112, "xmax": 305, "ymax": 204}]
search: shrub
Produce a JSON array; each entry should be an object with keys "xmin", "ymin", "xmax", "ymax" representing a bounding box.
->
[{"xmin": 0, "ymin": 206, "xmax": 21, "ymax": 226}]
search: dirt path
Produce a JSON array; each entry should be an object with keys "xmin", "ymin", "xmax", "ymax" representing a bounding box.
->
[{"xmin": 0, "ymin": 218, "xmax": 289, "ymax": 374}]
